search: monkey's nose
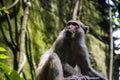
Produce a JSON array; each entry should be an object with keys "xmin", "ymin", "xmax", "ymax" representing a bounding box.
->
[{"xmin": 67, "ymin": 25, "xmax": 72, "ymax": 29}]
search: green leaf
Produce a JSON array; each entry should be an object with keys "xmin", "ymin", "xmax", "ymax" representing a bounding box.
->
[
  {"xmin": 8, "ymin": 71, "xmax": 24, "ymax": 80},
  {"xmin": 0, "ymin": 47, "xmax": 6, "ymax": 52},
  {"xmin": 4, "ymin": 10, "xmax": 9, "ymax": 14},
  {"xmin": 1, "ymin": 7, "xmax": 7, "ymax": 11},
  {"xmin": 0, "ymin": 54, "xmax": 8, "ymax": 59},
  {"xmin": 0, "ymin": 62, "xmax": 10, "ymax": 74},
  {"xmin": 0, "ymin": 7, "xmax": 9, "ymax": 14},
  {"xmin": 0, "ymin": 12, "xmax": 2, "ymax": 16}
]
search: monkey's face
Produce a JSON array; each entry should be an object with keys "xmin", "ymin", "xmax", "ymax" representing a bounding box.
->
[
  {"xmin": 66, "ymin": 22, "xmax": 79, "ymax": 33},
  {"xmin": 65, "ymin": 20, "xmax": 88, "ymax": 38}
]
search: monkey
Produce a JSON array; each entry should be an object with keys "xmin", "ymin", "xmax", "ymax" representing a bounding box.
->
[{"xmin": 36, "ymin": 20, "xmax": 107, "ymax": 80}]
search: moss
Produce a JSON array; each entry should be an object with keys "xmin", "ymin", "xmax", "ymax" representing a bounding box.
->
[{"xmin": 86, "ymin": 34, "xmax": 108, "ymax": 77}]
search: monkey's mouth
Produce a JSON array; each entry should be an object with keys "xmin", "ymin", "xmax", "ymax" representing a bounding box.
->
[
  {"xmin": 65, "ymin": 26, "xmax": 79, "ymax": 33},
  {"xmin": 65, "ymin": 29, "xmax": 76, "ymax": 38},
  {"xmin": 65, "ymin": 26, "xmax": 79, "ymax": 38}
]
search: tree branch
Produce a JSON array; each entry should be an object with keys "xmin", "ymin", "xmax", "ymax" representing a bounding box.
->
[
  {"xmin": 1, "ymin": 0, "xmax": 17, "ymax": 47},
  {"xmin": 27, "ymin": 26, "xmax": 36, "ymax": 70},
  {"xmin": 25, "ymin": 26, "xmax": 36, "ymax": 80},
  {"xmin": 72, "ymin": 0, "xmax": 79, "ymax": 20},
  {"xmin": 6, "ymin": 14, "xmax": 17, "ymax": 46},
  {"xmin": 18, "ymin": 2, "xmax": 31, "ymax": 74},
  {"xmin": 68, "ymin": 0, "xmax": 80, "ymax": 20},
  {"xmin": 7, "ymin": 0, "xmax": 19, "ymax": 10}
]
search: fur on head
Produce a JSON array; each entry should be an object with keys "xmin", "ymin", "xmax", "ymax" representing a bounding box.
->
[{"xmin": 66, "ymin": 20, "xmax": 89, "ymax": 34}]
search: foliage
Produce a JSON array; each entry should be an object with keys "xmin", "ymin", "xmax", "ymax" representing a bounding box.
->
[
  {"xmin": 0, "ymin": 47, "xmax": 6, "ymax": 52},
  {"xmin": 0, "ymin": 7, "xmax": 9, "ymax": 16},
  {"xmin": 0, "ymin": 47, "xmax": 8, "ymax": 59},
  {"xmin": 0, "ymin": 47, "xmax": 24, "ymax": 80},
  {"xmin": 0, "ymin": 62, "xmax": 24, "ymax": 80}
]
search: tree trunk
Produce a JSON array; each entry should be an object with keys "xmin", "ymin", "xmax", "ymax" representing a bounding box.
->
[
  {"xmin": 68, "ymin": 0, "xmax": 82, "ymax": 20},
  {"xmin": 108, "ymin": 0, "xmax": 113, "ymax": 80}
]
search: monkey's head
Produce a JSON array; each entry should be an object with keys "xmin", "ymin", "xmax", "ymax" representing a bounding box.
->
[{"xmin": 65, "ymin": 20, "xmax": 89, "ymax": 38}]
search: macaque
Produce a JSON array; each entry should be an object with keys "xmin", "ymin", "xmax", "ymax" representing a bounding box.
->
[{"xmin": 36, "ymin": 20, "xmax": 107, "ymax": 80}]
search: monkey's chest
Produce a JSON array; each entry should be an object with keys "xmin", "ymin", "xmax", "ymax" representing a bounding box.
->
[{"xmin": 57, "ymin": 42, "xmax": 76, "ymax": 66}]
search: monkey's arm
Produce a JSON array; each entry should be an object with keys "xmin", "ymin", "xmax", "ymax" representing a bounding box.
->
[
  {"xmin": 36, "ymin": 51, "xmax": 51, "ymax": 80},
  {"xmin": 76, "ymin": 46, "xmax": 108, "ymax": 80}
]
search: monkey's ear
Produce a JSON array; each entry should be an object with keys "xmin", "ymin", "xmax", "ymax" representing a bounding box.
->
[{"xmin": 83, "ymin": 26, "xmax": 89, "ymax": 34}]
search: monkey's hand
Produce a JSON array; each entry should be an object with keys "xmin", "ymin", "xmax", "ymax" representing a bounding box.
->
[
  {"xmin": 63, "ymin": 63, "xmax": 82, "ymax": 76},
  {"xmin": 65, "ymin": 75, "xmax": 100, "ymax": 80}
]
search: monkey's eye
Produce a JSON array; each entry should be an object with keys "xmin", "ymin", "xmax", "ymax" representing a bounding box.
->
[{"xmin": 67, "ymin": 22, "xmax": 79, "ymax": 27}]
